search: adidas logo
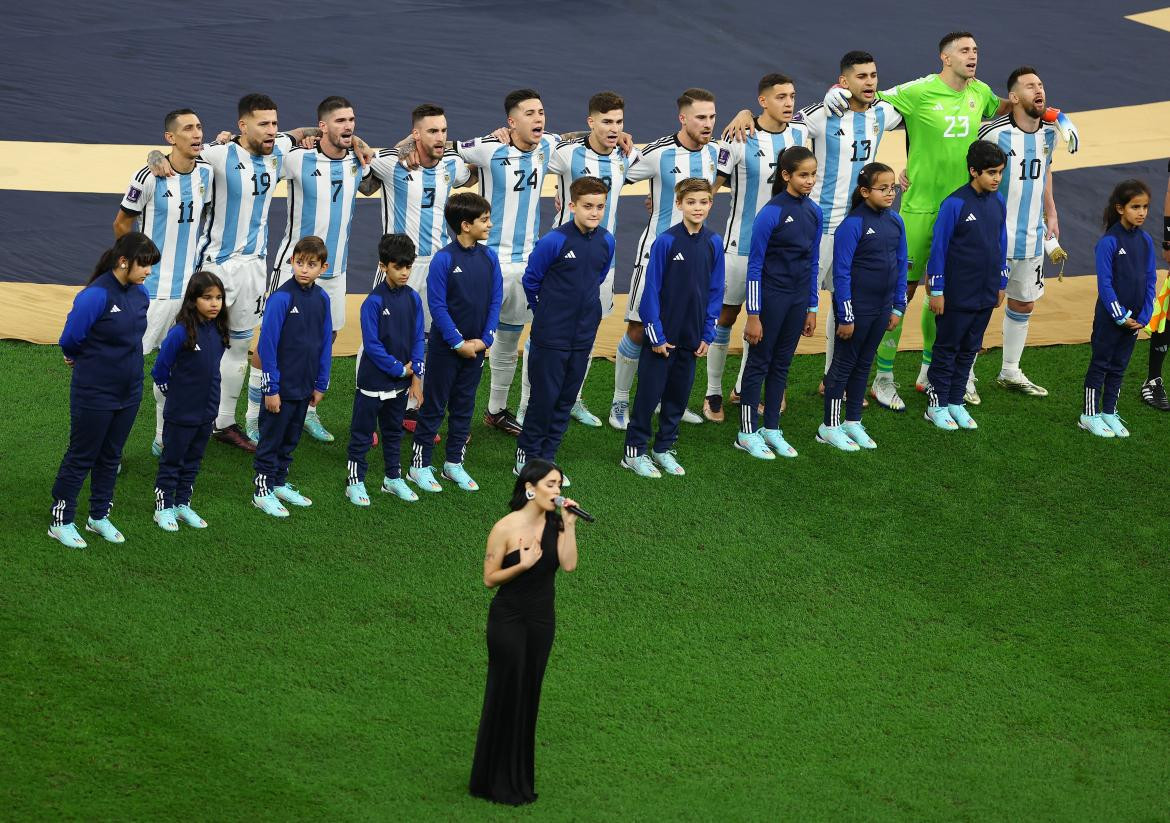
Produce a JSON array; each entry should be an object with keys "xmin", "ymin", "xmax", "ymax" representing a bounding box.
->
[
  {"xmin": 564, "ymin": 250, "xmax": 576, "ymax": 259},
  {"xmin": 784, "ymin": 215, "xmax": 794, "ymax": 224},
  {"xmin": 1007, "ymin": 149, "xmax": 1016, "ymax": 157},
  {"xmin": 865, "ymin": 227, "xmax": 876, "ymax": 235},
  {"xmin": 194, "ymin": 343, "xmax": 201, "ymax": 350},
  {"xmin": 109, "ymin": 305, "xmax": 121, "ymax": 313},
  {"xmin": 453, "ymin": 266, "xmax": 463, "ymax": 273},
  {"xmin": 290, "ymin": 306, "xmax": 300, "ymax": 314},
  {"xmin": 235, "ymin": 162, "xmax": 246, "ymax": 170},
  {"xmin": 755, "ymin": 149, "xmax": 767, "ymax": 157},
  {"xmin": 500, "ymin": 158, "xmax": 511, "ymax": 166},
  {"xmin": 964, "ymin": 213, "xmax": 977, "ymax": 222},
  {"xmin": 673, "ymin": 252, "xmax": 685, "ymax": 261},
  {"xmin": 834, "ymin": 129, "xmax": 845, "ymax": 136},
  {"xmin": 932, "ymin": 104, "xmax": 944, "ymax": 111},
  {"xmin": 581, "ymin": 167, "xmax": 593, "ymax": 176},
  {"xmin": 670, "ymin": 167, "xmax": 681, "ymax": 174},
  {"xmin": 1118, "ymin": 248, "xmax": 1127, "ymax": 255},
  {"xmin": 311, "ymin": 169, "xmax": 322, "ymax": 177},
  {"xmin": 382, "ymin": 307, "xmax": 391, "ymax": 315},
  {"xmin": 162, "ymin": 190, "xmax": 172, "ymax": 198},
  {"xmin": 405, "ymin": 173, "xmax": 413, "ymax": 181}
]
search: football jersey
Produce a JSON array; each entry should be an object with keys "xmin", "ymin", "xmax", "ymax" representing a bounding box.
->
[
  {"xmin": 978, "ymin": 115, "xmax": 1058, "ymax": 259},
  {"xmin": 717, "ymin": 119, "xmax": 807, "ymax": 256},
  {"xmin": 197, "ymin": 133, "xmax": 295, "ymax": 265},
  {"xmin": 800, "ymin": 101, "xmax": 903, "ymax": 234},
  {"xmin": 877, "ymin": 75, "xmax": 1000, "ymax": 213},
  {"xmin": 626, "ymin": 134, "xmax": 721, "ymax": 259},
  {"xmin": 369, "ymin": 148, "xmax": 471, "ymax": 257},
  {"xmin": 548, "ymin": 137, "xmax": 641, "ymax": 240},
  {"xmin": 120, "ymin": 159, "xmax": 213, "ymax": 299},
  {"xmin": 274, "ymin": 145, "xmax": 370, "ymax": 280},
  {"xmin": 456, "ymin": 132, "xmax": 561, "ymax": 263}
]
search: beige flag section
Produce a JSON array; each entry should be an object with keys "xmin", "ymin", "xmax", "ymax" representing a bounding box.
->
[{"xmin": 6, "ymin": 275, "xmax": 1165, "ymax": 358}]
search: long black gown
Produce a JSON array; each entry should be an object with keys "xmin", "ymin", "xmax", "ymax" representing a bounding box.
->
[{"xmin": 469, "ymin": 517, "xmax": 560, "ymax": 805}]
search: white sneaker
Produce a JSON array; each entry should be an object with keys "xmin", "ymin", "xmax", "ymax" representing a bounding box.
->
[
  {"xmin": 870, "ymin": 375, "xmax": 906, "ymax": 412},
  {"xmin": 681, "ymin": 407, "xmax": 703, "ymax": 425},
  {"xmin": 964, "ymin": 374, "xmax": 981, "ymax": 405},
  {"xmin": 608, "ymin": 401, "xmax": 629, "ymax": 430}
]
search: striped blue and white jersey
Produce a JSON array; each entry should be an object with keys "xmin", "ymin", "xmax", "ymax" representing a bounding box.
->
[
  {"xmin": 626, "ymin": 134, "xmax": 721, "ymax": 260},
  {"xmin": 120, "ymin": 160, "xmax": 213, "ymax": 299},
  {"xmin": 978, "ymin": 115, "xmax": 1058, "ymax": 259},
  {"xmin": 274, "ymin": 146, "xmax": 371, "ymax": 280},
  {"xmin": 456, "ymin": 132, "xmax": 561, "ymax": 263},
  {"xmin": 369, "ymin": 148, "xmax": 471, "ymax": 257},
  {"xmin": 197, "ymin": 133, "xmax": 294, "ymax": 265},
  {"xmin": 717, "ymin": 120, "xmax": 807, "ymax": 257},
  {"xmin": 548, "ymin": 137, "xmax": 641, "ymax": 240},
  {"xmin": 799, "ymin": 101, "xmax": 902, "ymax": 234}
]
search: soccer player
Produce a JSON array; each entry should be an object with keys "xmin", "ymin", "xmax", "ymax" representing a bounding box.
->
[
  {"xmin": 364, "ymin": 104, "xmax": 475, "ymax": 430},
  {"xmin": 454, "ymin": 90, "xmax": 562, "ymax": 437},
  {"xmin": 115, "ymin": 108, "xmax": 213, "ymax": 456},
  {"xmin": 252, "ymin": 236, "xmax": 333, "ymax": 517},
  {"xmin": 1140, "ymin": 161, "xmax": 1170, "ymax": 410},
  {"xmin": 703, "ymin": 74, "xmax": 806, "ymax": 423},
  {"xmin": 923, "ymin": 141, "xmax": 1008, "ymax": 432},
  {"xmin": 518, "ymin": 90, "xmax": 640, "ymax": 428},
  {"xmin": 265, "ymin": 96, "xmax": 372, "ymax": 443},
  {"xmin": 612, "ymin": 88, "xmax": 721, "ymax": 430},
  {"xmin": 516, "ymin": 176, "xmax": 614, "ymax": 481},
  {"xmin": 621, "ymin": 178, "xmax": 724, "ymax": 478},
  {"xmin": 818, "ymin": 34, "xmax": 1077, "ymax": 410},
  {"xmin": 978, "ymin": 67, "xmax": 1061, "ymax": 397}
]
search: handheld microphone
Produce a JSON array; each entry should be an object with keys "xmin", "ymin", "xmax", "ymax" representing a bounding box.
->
[{"xmin": 554, "ymin": 495, "xmax": 595, "ymax": 523}]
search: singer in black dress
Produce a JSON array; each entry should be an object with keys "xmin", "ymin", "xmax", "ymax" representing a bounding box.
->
[{"xmin": 470, "ymin": 459, "xmax": 580, "ymax": 805}]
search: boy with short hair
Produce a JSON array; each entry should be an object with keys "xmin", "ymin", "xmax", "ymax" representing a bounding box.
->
[
  {"xmin": 516, "ymin": 176, "xmax": 615, "ymax": 482},
  {"xmin": 345, "ymin": 234, "xmax": 426, "ymax": 506},
  {"xmin": 622, "ymin": 178, "xmax": 725, "ymax": 478},
  {"xmin": 924, "ymin": 140, "xmax": 1008, "ymax": 431},
  {"xmin": 408, "ymin": 193, "xmax": 503, "ymax": 493},
  {"xmin": 252, "ymin": 236, "xmax": 333, "ymax": 516}
]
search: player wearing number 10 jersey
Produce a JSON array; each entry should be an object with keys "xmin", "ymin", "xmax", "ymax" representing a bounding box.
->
[{"xmin": 979, "ymin": 67, "xmax": 1060, "ymax": 397}]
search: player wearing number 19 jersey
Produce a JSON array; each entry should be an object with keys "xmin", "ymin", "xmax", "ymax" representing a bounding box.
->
[
  {"xmin": 455, "ymin": 89, "xmax": 561, "ymax": 431},
  {"xmin": 610, "ymin": 88, "xmax": 721, "ymax": 429},
  {"xmin": 867, "ymin": 33, "xmax": 1005, "ymax": 408},
  {"xmin": 979, "ymin": 67, "xmax": 1059, "ymax": 397},
  {"xmin": 704, "ymin": 74, "xmax": 806, "ymax": 420}
]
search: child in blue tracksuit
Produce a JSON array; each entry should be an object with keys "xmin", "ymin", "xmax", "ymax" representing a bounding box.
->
[
  {"xmin": 736, "ymin": 146, "xmax": 822, "ymax": 461},
  {"xmin": 252, "ymin": 236, "xmax": 333, "ymax": 517},
  {"xmin": 151, "ymin": 271, "xmax": 228, "ymax": 531},
  {"xmin": 1079, "ymin": 179, "xmax": 1157, "ymax": 438},
  {"xmin": 621, "ymin": 178, "xmax": 724, "ymax": 479},
  {"xmin": 517, "ymin": 177, "xmax": 615, "ymax": 480},
  {"xmin": 345, "ymin": 234, "xmax": 426, "ymax": 505},
  {"xmin": 408, "ymin": 192, "xmax": 502, "ymax": 494},
  {"xmin": 49, "ymin": 232, "xmax": 157, "ymax": 548},
  {"xmin": 819, "ymin": 163, "xmax": 907, "ymax": 452},
  {"xmin": 924, "ymin": 140, "xmax": 1008, "ymax": 432}
]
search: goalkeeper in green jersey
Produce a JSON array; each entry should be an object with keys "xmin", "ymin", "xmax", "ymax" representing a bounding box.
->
[{"xmin": 822, "ymin": 31, "xmax": 1079, "ymax": 410}]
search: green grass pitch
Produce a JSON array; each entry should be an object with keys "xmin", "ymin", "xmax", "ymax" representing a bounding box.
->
[{"xmin": 2, "ymin": 339, "xmax": 1167, "ymax": 820}]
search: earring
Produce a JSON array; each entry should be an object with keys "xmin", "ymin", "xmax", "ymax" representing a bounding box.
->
[{"xmin": 525, "ymin": 489, "xmax": 535, "ymax": 500}]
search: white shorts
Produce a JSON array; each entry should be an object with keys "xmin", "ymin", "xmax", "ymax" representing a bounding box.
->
[
  {"xmin": 818, "ymin": 233, "xmax": 835, "ymax": 291},
  {"xmin": 624, "ymin": 247, "xmax": 652, "ymax": 322},
  {"xmin": 275, "ymin": 263, "xmax": 348, "ymax": 330},
  {"xmin": 499, "ymin": 261, "xmax": 532, "ymax": 326},
  {"xmin": 408, "ymin": 256, "xmax": 433, "ymax": 327},
  {"xmin": 202, "ymin": 256, "xmax": 266, "ymax": 334},
  {"xmin": 723, "ymin": 255, "xmax": 748, "ymax": 306},
  {"xmin": 1006, "ymin": 256, "xmax": 1045, "ymax": 303},
  {"xmin": 141, "ymin": 298, "xmax": 182, "ymax": 353}
]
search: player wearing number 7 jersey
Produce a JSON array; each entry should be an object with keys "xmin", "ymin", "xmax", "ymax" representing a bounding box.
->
[
  {"xmin": 115, "ymin": 108, "xmax": 213, "ymax": 456},
  {"xmin": 979, "ymin": 67, "xmax": 1060, "ymax": 398}
]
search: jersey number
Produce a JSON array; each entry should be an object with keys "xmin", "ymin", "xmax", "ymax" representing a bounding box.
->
[
  {"xmin": 422, "ymin": 187, "xmax": 436, "ymax": 208},
  {"xmin": 512, "ymin": 169, "xmax": 539, "ymax": 192},
  {"xmin": 1017, "ymin": 158, "xmax": 1042, "ymax": 181},
  {"xmin": 176, "ymin": 200, "xmax": 196, "ymax": 224},
  {"xmin": 943, "ymin": 116, "xmax": 970, "ymax": 138},
  {"xmin": 850, "ymin": 140, "xmax": 873, "ymax": 162},
  {"xmin": 766, "ymin": 161, "xmax": 778, "ymax": 185},
  {"xmin": 1034, "ymin": 262, "xmax": 1043, "ymax": 288},
  {"xmin": 251, "ymin": 172, "xmax": 271, "ymax": 196},
  {"xmin": 331, "ymin": 180, "xmax": 343, "ymax": 202}
]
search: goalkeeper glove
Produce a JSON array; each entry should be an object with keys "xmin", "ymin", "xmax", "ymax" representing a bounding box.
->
[{"xmin": 1041, "ymin": 108, "xmax": 1079, "ymax": 154}]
